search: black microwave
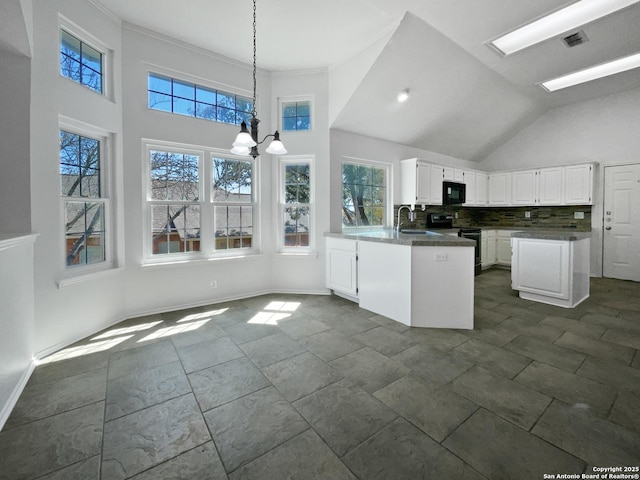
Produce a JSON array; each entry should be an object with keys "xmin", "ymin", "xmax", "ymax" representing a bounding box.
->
[{"xmin": 443, "ymin": 181, "xmax": 466, "ymax": 205}]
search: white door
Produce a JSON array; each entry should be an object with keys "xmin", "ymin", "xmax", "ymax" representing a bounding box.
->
[{"xmin": 603, "ymin": 164, "xmax": 640, "ymax": 281}]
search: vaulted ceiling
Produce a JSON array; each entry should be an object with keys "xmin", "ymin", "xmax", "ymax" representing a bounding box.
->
[{"xmin": 61, "ymin": 1, "xmax": 640, "ymax": 159}]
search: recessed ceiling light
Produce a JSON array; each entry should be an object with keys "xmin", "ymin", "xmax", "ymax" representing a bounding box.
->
[
  {"xmin": 488, "ymin": 0, "xmax": 639, "ymax": 56},
  {"xmin": 397, "ymin": 89, "xmax": 410, "ymax": 103},
  {"xmin": 539, "ymin": 51, "xmax": 640, "ymax": 91}
]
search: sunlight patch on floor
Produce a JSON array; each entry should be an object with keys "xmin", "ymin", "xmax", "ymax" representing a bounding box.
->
[
  {"xmin": 138, "ymin": 319, "xmax": 211, "ymax": 342},
  {"xmin": 38, "ymin": 336, "xmax": 134, "ymax": 364},
  {"xmin": 91, "ymin": 321, "xmax": 163, "ymax": 341},
  {"xmin": 247, "ymin": 311, "xmax": 291, "ymax": 325},
  {"xmin": 177, "ymin": 308, "xmax": 228, "ymax": 323}
]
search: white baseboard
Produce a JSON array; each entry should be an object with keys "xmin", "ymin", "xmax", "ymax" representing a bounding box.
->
[{"xmin": 0, "ymin": 360, "xmax": 37, "ymax": 432}]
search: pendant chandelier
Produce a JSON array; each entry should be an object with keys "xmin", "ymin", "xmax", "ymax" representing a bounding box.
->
[{"xmin": 230, "ymin": 0, "xmax": 286, "ymax": 158}]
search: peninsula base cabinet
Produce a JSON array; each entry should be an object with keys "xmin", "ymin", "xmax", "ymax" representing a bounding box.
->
[
  {"xmin": 511, "ymin": 236, "xmax": 590, "ymax": 308},
  {"xmin": 326, "ymin": 237, "xmax": 358, "ymax": 301},
  {"xmin": 358, "ymin": 241, "xmax": 474, "ymax": 329}
]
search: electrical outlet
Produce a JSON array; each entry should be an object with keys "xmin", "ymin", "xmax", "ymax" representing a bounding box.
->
[
  {"xmin": 525, "ymin": 211, "xmax": 531, "ymax": 218},
  {"xmin": 435, "ymin": 253, "xmax": 448, "ymax": 262},
  {"xmin": 574, "ymin": 211, "xmax": 585, "ymax": 219},
  {"xmin": 210, "ymin": 280, "xmax": 217, "ymax": 288}
]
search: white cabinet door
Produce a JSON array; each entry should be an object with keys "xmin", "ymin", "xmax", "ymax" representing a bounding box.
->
[
  {"xmin": 511, "ymin": 170, "xmax": 537, "ymax": 205},
  {"xmin": 454, "ymin": 169, "xmax": 464, "ymax": 182},
  {"xmin": 489, "ymin": 172, "xmax": 512, "ymax": 205},
  {"xmin": 511, "ymin": 238, "xmax": 570, "ymax": 299},
  {"xmin": 415, "ymin": 162, "xmax": 431, "ymax": 204},
  {"xmin": 326, "ymin": 238, "xmax": 358, "ymax": 297},
  {"xmin": 464, "ymin": 171, "xmax": 476, "ymax": 205},
  {"xmin": 430, "ymin": 165, "xmax": 444, "ymax": 204},
  {"xmin": 564, "ymin": 164, "xmax": 594, "ymax": 205},
  {"xmin": 487, "ymin": 233, "xmax": 497, "ymax": 265},
  {"xmin": 481, "ymin": 229, "xmax": 496, "ymax": 267},
  {"xmin": 496, "ymin": 231, "xmax": 515, "ymax": 265},
  {"xmin": 475, "ymin": 172, "xmax": 488, "ymax": 205},
  {"xmin": 538, "ymin": 167, "xmax": 564, "ymax": 205}
]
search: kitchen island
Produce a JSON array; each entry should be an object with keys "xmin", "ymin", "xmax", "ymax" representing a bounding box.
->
[
  {"xmin": 325, "ymin": 230, "xmax": 475, "ymax": 329},
  {"xmin": 511, "ymin": 230, "xmax": 591, "ymax": 308}
]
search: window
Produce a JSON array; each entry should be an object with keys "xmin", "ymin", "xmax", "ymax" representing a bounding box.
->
[
  {"xmin": 281, "ymin": 100, "xmax": 311, "ymax": 131},
  {"xmin": 144, "ymin": 144, "xmax": 258, "ymax": 260},
  {"xmin": 213, "ymin": 157, "xmax": 255, "ymax": 251},
  {"xmin": 280, "ymin": 158, "xmax": 312, "ymax": 251},
  {"xmin": 149, "ymin": 150, "xmax": 201, "ymax": 255},
  {"xmin": 60, "ymin": 30, "xmax": 103, "ymax": 94},
  {"xmin": 148, "ymin": 73, "xmax": 253, "ymax": 126},
  {"xmin": 60, "ymin": 130, "xmax": 108, "ymax": 267},
  {"xmin": 342, "ymin": 160, "xmax": 388, "ymax": 229}
]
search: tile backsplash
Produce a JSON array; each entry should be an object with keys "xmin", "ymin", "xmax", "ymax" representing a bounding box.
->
[{"xmin": 394, "ymin": 205, "xmax": 592, "ymax": 231}]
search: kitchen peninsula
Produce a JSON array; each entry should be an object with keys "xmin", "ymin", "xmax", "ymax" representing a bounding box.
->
[{"xmin": 325, "ymin": 230, "xmax": 475, "ymax": 329}]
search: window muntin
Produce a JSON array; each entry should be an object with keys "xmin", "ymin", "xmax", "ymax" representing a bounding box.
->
[
  {"xmin": 60, "ymin": 130, "xmax": 107, "ymax": 267},
  {"xmin": 342, "ymin": 161, "xmax": 387, "ymax": 229},
  {"xmin": 60, "ymin": 30, "xmax": 103, "ymax": 94},
  {"xmin": 148, "ymin": 150, "xmax": 202, "ymax": 256},
  {"xmin": 282, "ymin": 101, "xmax": 311, "ymax": 131},
  {"xmin": 212, "ymin": 157, "xmax": 255, "ymax": 251},
  {"xmin": 280, "ymin": 161, "xmax": 311, "ymax": 249},
  {"xmin": 148, "ymin": 73, "xmax": 253, "ymax": 126}
]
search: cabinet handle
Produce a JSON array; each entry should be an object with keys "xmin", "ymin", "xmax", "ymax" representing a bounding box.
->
[{"xmin": 605, "ymin": 227, "xmax": 612, "ymax": 231}]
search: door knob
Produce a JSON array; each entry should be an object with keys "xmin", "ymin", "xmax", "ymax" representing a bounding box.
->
[{"xmin": 605, "ymin": 226, "xmax": 612, "ymax": 230}]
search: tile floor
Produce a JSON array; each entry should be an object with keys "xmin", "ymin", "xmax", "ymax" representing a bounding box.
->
[{"xmin": 1, "ymin": 269, "xmax": 639, "ymax": 479}]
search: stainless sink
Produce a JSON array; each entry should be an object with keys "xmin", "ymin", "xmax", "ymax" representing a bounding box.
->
[{"xmin": 400, "ymin": 229, "xmax": 442, "ymax": 235}]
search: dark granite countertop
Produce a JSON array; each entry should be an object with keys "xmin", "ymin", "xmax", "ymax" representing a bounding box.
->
[{"xmin": 511, "ymin": 230, "xmax": 591, "ymax": 241}]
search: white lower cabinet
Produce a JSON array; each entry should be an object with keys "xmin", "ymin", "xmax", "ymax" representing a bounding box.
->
[
  {"xmin": 481, "ymin": 230, "xmax": 496, "ymax": 268},
  {"xmin": 511, "ymin": 236, "xmax": 590, "ymax": 308},
  {"xmin": 326, "ymin": 237, "xmax": 358, "ymax": 299},
  {"xmin": 496, "ymin": 230, "xmax": 517, "ymax": 266}
]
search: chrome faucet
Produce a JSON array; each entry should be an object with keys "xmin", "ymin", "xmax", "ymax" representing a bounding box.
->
[{"xmin": 396, "ymin": 205, "xmax": 416, "ymax": 232}]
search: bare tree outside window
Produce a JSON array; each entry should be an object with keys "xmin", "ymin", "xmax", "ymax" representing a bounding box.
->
[
  {"xmin": 342, "ymin": 162, "xmax": 386, "ymax": 228},
  {"xmin": 60, "ymin": 30, "xmax": 102, "ymax": 94}
]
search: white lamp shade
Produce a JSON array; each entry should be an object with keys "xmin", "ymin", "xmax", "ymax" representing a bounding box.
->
[
  {"xmin": 230, "ymin": 146, "xmax": 251, "ymax": 156},
  {"xmin": 265, "ymin": 139, "xmax": 287, "ymax": 155},
  {"xmin": 232, "ymin": 131, "xmax": 256, "ymax": 148}
]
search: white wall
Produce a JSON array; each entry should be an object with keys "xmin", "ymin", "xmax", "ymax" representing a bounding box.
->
[
  {"xmin": 479, "ymin": 86, "xmax": 640, "ymax": 276},
  {"xmin": 30, "ymin": 0, "xmax": 126, "ymax": 355},
  {"xmin": 329, "ymin": 129, "xmax": 480, "ymax": 232}
]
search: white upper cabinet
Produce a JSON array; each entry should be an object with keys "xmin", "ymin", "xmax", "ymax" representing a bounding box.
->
[
  {"xmin": 511, "ymin": 170, "xmax": 537, "ymax": 205},
  {"xmin": 538, "ymin": 167, "xmax": 564, "ymax": 205},
  {"xmin": 400, "ymin": 159, "xmax": 440, "ymax": 205},
  {"xmin": 475, "ymin": 172, "xmax": 488, "ymax": 205},
  {"xmin": 430, "ymin": 164, "xmax": 444, "ymax": 205},
  {"xmin": 464, "ymin": 171, "xmax": 476, "ymax": 204},
  {"xmin": 488, "ymin": 172, "xmax": 512, "ymax": 205},
  {"xmin": 564, "ymin": 164, "xmax": 593, "ymax": 205}
]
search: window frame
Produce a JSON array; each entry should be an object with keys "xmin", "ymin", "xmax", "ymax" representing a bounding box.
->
[
  {"xmin": 278, "ymin": 95, "xmax": 314, "ymax": 133},
  {"xmin": 142, "ymin": 141, "xmax": 261, "ymax": 264},
  {"xmin": 59, "ymin": 119, "xmax": 115, "ymax": 275},
  {"xmin": 278, "ymin": 156, "xmax": 314, "ymax": 253},
  {"xmin": 58, "ymin": 18, "xmax": 108, "ymax": 97},
  {"xmin": 341, "ymin": 157, "xmax": 392, "ymax": 232}
]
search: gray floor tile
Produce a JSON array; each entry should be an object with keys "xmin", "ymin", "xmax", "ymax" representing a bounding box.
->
[
  {"xmin": 275, "ymin": 315, "xmax": 331, "ymax": 339},
  {"xmin": 532, "ymin": 400, "xmax": 640, "ymax": 466},
  {"xmin": 443, "ymin": 409, "xmax": 585, "ymax": 479},
  {"xmin": 36, "ymin": 455, "xmax": 101, "ymax": 480},
  {"xmin": 504, "ymin": 335, "xmax": 584, "ymax": 372},
  {"xmin": 634, "ymin": 352, "xmax": 640, "ymax": 369},
  {"xmin": 514, "ymin": 361, "xmax": 615, "ymax": 416},
  {"xmin": 404, "ymin": 327, "xmax": 470, "ymax": 351},
  {"xmin": 29, "ymin": 351, "xmax": 108, "ymax": 385},
  {"xmin": 576, "ymin": 357, "xmax": 640, "ymax": 392},
  {"xmin": 329, "ymin": 347, "xmax": 410, "ymax": 393},
  {"xmin": 169, "ymin": 322, "xmax": 228, "ymax": 348},
  {"xmin": 176, "ymin": 336, "xmax": 245, "ymax": 374},
  {"xmin": 262, "ymin": 352, "xmax": 343, "ymax": 402},
  {"xmin": 5, "ymin": 368, "xmax": 106, "ymax": 428},
  {"xmin": 374, "ymin": 373, "xmax": 478, "ymax": 442},
  {"xmin": 554, "ymin": 331, "xmax": 636, "ymax": 364},
  {"xmin": 130, "ymin": 442, "xmax": 228, "ymax": 480},
  {"xmin": 609, "ymin": 390, "xmax": 640, "ymax": 434},
  {"xmin": 105, "ymin": 361, "xmax": 191, "ymax": 421},
  {"xmin": 239, "ymin": 333, "xmax": 307, "ymax": 368},
  {"xmin": 494, "ymin": 303, "xmax": 546, "ymax": 321},
  {"xmin": 367, "ymin": 313, "xmax": 411, "ymax": 334},
  {"xmin": 499, "ymin": 316, "xmax": 564, "ymax": 342},
  {"xmin": 392, "ymin": 344, "xmax": 474, "ymax": 384},
  {"xmin": 351, "ymin": 326, "xmax": 417, "ymax": 356},
  {"xmin": 540, "ymin": 315, "xmax": 607, "ymax": 339},
  {"xmin": 293, "ymin": 378, "xmax": 397, "ymax": 457},
  {"xmin": 299, "ymin": 329, "xmax": 364, "ymax": 362},
  {"xmin": 319, "ymin": 313, "xmax": 379, "ymax": 336},
  {"xmin": 0, "ymin": 402, "xmax": 104, "ymax": 480},
  {"xmin": 108, "ymin": 340, "xmax": 179, "ymax": 380},
  {"xmin": 581, "ymin": 312, "xmax": 640, "ymax": 333},
  {"xmin": 102, "ymin": 394, "xmax": 210, "ymax": 479},
  {"xmin": 454, "ymin": 338, "xmax": 531, "ymax": 378},
  {"xmin": 461, "ymin": 325, "xmax": 519, "ymax": 347},
  {"xmin": 601, "ymin": 328, "xmax": 640, "ymax": 351},
  {"xmin": 451, "ymin": 366, "xmax": 551, "ymax": 430},
  {"xmin": 344, "ymin": 417, "xmax": 486, "ymax": 480},
  {"xmin": 229, "ymin": 429, "xmax": 356, "ymax": 480},
  {"xmin": 222, "ymin": 321, "xmax": 280, "ymax": 344},
  {"xmin": 204, "ymin": 386, "xmax": 308, "ymax": 472},
  {"xmin": 473, "ymin": 306, "xmax": 510, "ymax": 326},
  {"xmin": 189, "ymin": 357, "xmax": 270, "ymax": 412}
]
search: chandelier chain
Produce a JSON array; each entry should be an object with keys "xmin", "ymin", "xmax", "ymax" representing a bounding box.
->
[{"xmin": 252, "ymin": 0, "xmax": 257, "ymax": 118}]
